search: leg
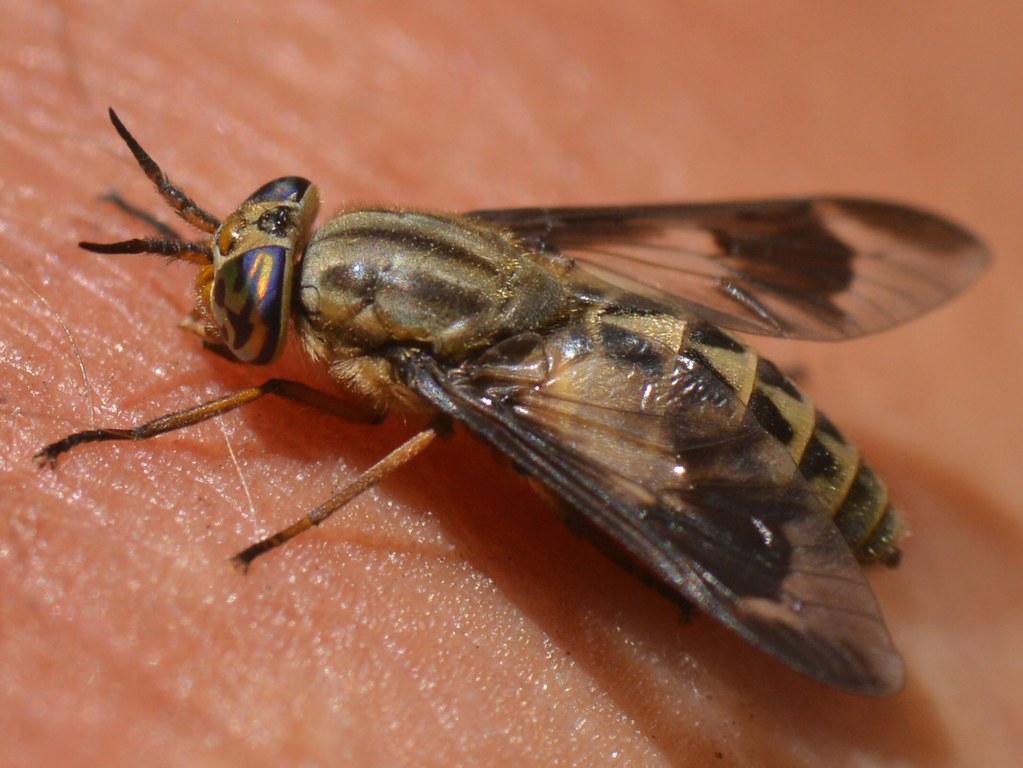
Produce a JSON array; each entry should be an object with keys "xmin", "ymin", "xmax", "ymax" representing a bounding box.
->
[
  {"xmin": 99, "ymin": 191, "xmax": 183, "ymax": 239},
  {"xmin": 35, "ymin": 378, "xmax": 382, "ymax": 469},
  {"xmin": 231, "ymin": 426, "xmax": 440, "ymax": 570}
]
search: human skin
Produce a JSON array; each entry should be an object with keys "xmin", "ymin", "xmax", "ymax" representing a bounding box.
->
[{"xmin": 3, "ymin": 2, "xmax": 1022, "ymax": 766}]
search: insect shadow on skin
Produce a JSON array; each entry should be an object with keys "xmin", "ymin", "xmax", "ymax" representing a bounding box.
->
[{"xmin": 37, "ymin": 108, "xmax": 990, "ymax": 696}]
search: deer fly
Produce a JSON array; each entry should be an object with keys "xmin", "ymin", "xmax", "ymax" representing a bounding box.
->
[{"xmin": 37, "ymin": 109, "xmax": 989, "ymax": 695}]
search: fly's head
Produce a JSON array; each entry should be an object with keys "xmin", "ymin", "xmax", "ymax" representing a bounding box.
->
[
  {"xmin": 201, "ymin": 177, "xmax": 319, "ymax": 364},
  {"xmin": 79, "ymin": 109, "xmax": 319, "ymax": 365}
]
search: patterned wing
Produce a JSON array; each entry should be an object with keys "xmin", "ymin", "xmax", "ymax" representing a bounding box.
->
[
  {"xmin": 394, "ymin": 317, "xmax": 905, "ymax": 694},
  {"xmin": 470, "ymin": 197, "xmax": 989, "ymax": 340}
]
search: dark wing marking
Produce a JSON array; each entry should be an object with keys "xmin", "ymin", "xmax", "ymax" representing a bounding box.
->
[
  {"xmin": 470, "ymin": 197, "xmax": 989, "ymax": 340},
  {"xmin": 392, "ymin": 331, "xmax": 905, "ymax": 695}
]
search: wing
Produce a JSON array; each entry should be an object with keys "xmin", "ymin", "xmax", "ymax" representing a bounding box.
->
[
  {"xmin": 391, "ymin": 326, "xmax": 905, "ymax": 695},
  {"xmin": 470, "ymin": 197, "xmax": 989, "ymax": 340}
]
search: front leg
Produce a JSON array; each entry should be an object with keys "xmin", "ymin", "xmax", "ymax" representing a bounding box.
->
[{"xmin": 35, "ymin": 378, "xmax": 383, "ymax": 469}]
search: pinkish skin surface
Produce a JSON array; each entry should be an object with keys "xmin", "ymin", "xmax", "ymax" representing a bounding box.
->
[{"xmin": 2, "ymin": 3, "xmax": 1021, "ymax": 766}]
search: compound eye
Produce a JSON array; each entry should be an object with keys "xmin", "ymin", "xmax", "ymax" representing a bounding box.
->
[
  {"xmin": 212, "ymin": 245, "xmax": 291, "ymax": 364},
  {"xmin": 247, "ymin": 176, "xmax": 312, "ymax": 204}
]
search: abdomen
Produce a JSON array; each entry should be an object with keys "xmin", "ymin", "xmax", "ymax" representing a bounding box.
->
[{"xmin": 676, "ymin": 318, "xmax": 902, "ymax": 565}]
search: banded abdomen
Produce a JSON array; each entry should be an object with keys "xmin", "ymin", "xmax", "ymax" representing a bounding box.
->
[
  {"xmin": 462, "ymin": 302, "xmax": 902, "ymax": 568},
  {"xmin": 680, "ymin": 318, "xmax": 901, "ymax": 566}
]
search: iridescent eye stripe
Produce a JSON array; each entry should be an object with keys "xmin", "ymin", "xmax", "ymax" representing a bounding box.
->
[
  {"xmin": 212, "ymin": 246, "xmax": 288, "ymax": 363},
  {"xmin": 248, "ymin": 249, "xmax": 277, "ymax": 302}
]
